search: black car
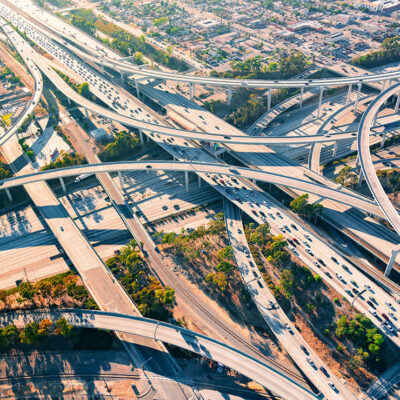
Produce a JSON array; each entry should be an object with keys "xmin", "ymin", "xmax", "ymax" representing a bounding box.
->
[
  {"xmin": 300, "ymin": 345, "xmax": 309, "ymax": 355},
  {"xmin": 367, "ymin": 300, "xmax": 376, "ymax": 308},
  {"xmin": 320, "ymin": 366, "xmax": 330, "ymax": 377},
  {"xmin": 257, "ymin": 280, "xmax": 263, "ymax": 288},
  {"xmin": 317, "ymin": 258, "xmax": 326, "ymax": 267},
  {"xmin": 331, "ymin": 256, "xmax": 339, "ymax": 264}
]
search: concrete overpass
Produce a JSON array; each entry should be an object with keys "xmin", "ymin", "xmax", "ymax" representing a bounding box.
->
[{"xmin": 0, "ymin": 308, "xmax": 320, "ymax": 400}]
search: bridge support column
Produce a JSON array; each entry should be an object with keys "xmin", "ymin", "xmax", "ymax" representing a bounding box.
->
[
  {"xmin": 355, "ymin": 154, "xmax": 360, "ymax": 167},
  {"xmin": 4, "ymin": 188, "xmax": 12, "ymax": 202},
  {"xmin": 381, "ymin": 80, "xmax": 386, "ymax": 93},
  {"xmin": 395, "ymin": 93, "xmax": 400, "ymax": 113},
  {"xmin": 267, "ymin": 88, "xmax": 272, "ymax": 111},
  {"xmin": 185, "ymin": 171, "xmax": 189, "ymax": 192},
  {"xmin": 189, "ymin": 83, "xmax": 195, "ymax": 100},
  {"xmin": 332, "ymin": 141, "xmax": 338, "ymax": 159},
  {"xmin": 198, "ymin": 175, "xmax": 202, "ymax": 188},
  {"xmin": 67, "ymin": 96, "xmax": 71, "ymax": 105},
  {"xmin": 372, "ymin": 112, "xmax": 378, "ymax": 128},
  {"xmin": 120, "ymin": 72, "xmax": 124, "ymax": 84},
  {"xmin": 346, "ymin": 84, "xmax": 352, "ymax": 105},
  {"xmin": 109, "ymin": 119, "xmax": 114, "ymax": 132},
  {"xmin": 317, "ymin": 86, "xmax": 324, "ymax": 118},
  {"xmin": 227, "ymin": 86, "xmax": 232, "ymax": 105},
  {"xmin": 357, "ymin": 168, "xmax": 364, "ymax": 187},
  {"xmin": 354, "ymin": 83, "xmax": 362, "ymax": 112},
  {"xmin": 385, "ymin": 246, "xmax": 400, "ymax": 277},
  {"xmin": 118, "ymin": 171, "xmax": 124, "ymax": 189},
  {"xmin": 381, "ymin": 131, "xmax": 387, "ymax": 148},
  {"xmin": 84, "ymin": 107, "xmax": 89, "ymax": 119},
  {"xmin": 59, "ymin": 177, "xmax": 66, "ymax": 193},
  {"xmin": 299, "ymin": 86, "xmax": 304, "ymax": 108},
  {"xmin": 135, "ymin": 80, "xmax": 140, "ymax": 98},
  {"xmin": 139, "ymin": 129, "xmax": 144, "ymax": 144}
]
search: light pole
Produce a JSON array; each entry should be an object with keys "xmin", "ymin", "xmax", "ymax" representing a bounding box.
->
[{"xmin": 351, "ymin": 288, "xmax": 366, "ymax": 308}]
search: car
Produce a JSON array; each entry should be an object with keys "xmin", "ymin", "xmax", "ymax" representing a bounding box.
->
[
  {"xmin": 369, "ymin": 307, "xmax": 377, "ymax": 316},
  {"xmin": 342, "ymin": 264, "xmax": 351, "ymax": 273},
  {"xmin": 237, "ymin": 228, "xmax": 242, "ymax": 234},
  {"xmin": 59, "ymin": 226, "xmax": 64, "ymax": 232},
  {"xmin": 313, "ymin": 260, "xmax": 320, "ymax": 268},
  {"xmin": 162, "ymin": 205, "xmax": 168, "ymax": 210},
  {"xmin": 306, "ymin": 358, "xmax": 316, "ymax": 368},
  {"xmin": 320, "ymin": 366, "xmax": 330, "ymax": 377},
  {"xmin": 369, "ymin": 296, "xmax": 377, "ymax": 304},
  {"xmin": 280, "ymin": 227, "xmax": 286, "ymax": 233},
  {"xmin": 145, "ymin": 165, "xmax": 152, "ymax": 169},
  {"xmin": 325, "ymin": 272, "xmax": 333, "ymax": 279},
  {"xmin": 385, "ymin": 301, "xmax": 394, "ymax": 309},
  {"xmin": 300, "ymin": 344, "xmax": 309, "ymax": 355},
  {"xmin": 317, "ymin": 258, "xmax": 326, "ymax": 267},
  {"xmin": 352, "ymin": 288, "xmax": 359, "ymax": 295},
  {"xmin": 268, "ymin": 299, "xmax": 275, "ymax": 308},
  {"xmin": 328, "ymin": 381, "xmax": 338, "ymax": 392},
  {"xmin": 382, "ymin": 313, "xmax": 389, "ymax": 321},
  {"xmin": 302, "ymin": 240, "xmax": 310, "ymax": 247},
  {"xmin": 367, "ymin": 300, "xmax": 376, "ymax": 308},
  {"xmin": 284, "ymin": 323, "xmax": 294, "ymax": 335},
  {"xmin": 293, "ymin": 238, "xmax": 300, "ymax": 245},
  {"xmin": 350, "ymin": 280, "xmax": 358, "ymax": 287},
  {"xmin": 345, "ymin": 289, "xmax": 354, "ymax": 297},
  {"xmin": 364, "ymin": 284, "xmax": 371, "ymax": 291},
  {"xmin": 305, "ymin": 248, "xmax": 314, "ymax": 256},
  {"xmin": 304, "ymin": 233, "xmax": 312, "ymax": 241},
  {"xmin": 331, "ymin": 256, "xmax": 339, "ymax": 264},
  {"xmin": 291, "ymin": 224, "xmax": 298, "ymax": 231},
  {"xmin": 257, "ymin": 280, "xmax": 263, "ymax": 289},
  {"xmin": 252, "ymin": 210, "xmax": 258, "ymax": 216},
  {"xmin": 252, "ymin": 271, "xmax": 258, "ymax": 278},
  {"xmin": 382, "ymin": 321, "xmax": 394, "ymax": 332},
  {"xmin": 335, "ymin": 273, "xmax": 344, "ymax": 281},
  {"xmin": 276, "ymin": 212, "xmax": 283, "ymax": 219}
]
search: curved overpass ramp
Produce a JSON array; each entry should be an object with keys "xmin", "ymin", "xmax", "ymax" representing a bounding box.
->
[
  {"xmin": 0, "ymin": 308, "xmax": 319, "ymax": 400},
  {"xmin": 0, "ymin": 160, "xmax": 384, "ymax": 217},
  {"xmin": 358, "ymin": 82, "xmax": 400, "ymax": 236}
]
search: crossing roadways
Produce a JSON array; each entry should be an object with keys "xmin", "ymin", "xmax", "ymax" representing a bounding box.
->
[
  {"xmin": 0, "ymin": 309, "xmax": 319, "ymax": 400},
  {"xmin": 0, "ymin": 160, "xmax": 385, "ymax": 218}
]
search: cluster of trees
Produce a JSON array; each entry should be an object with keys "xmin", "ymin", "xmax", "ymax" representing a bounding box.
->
[
  {"xmin": 335, "ymin": 314, "xmax": 385, "ymax": 370},
  {"xmin": 335, "ymin": 166, "xmax": 358, "ymax": 187},
  {"xmin": 41, "ymin": 151, "xmax": 86, "ymax": 171},
  {"xmin": 377, "ymin": 168, "xmax": 400, "ymax": 194},
  {"xmin": 290, "ymin": 194, "xmax": 324, "ymax": 222},
  {"xmin": 0, "ymin": 272, "xmax": 96, "ymax": 311},
  {"xmin": 55, "ymin": 70, "xmax": 93, "ymax": 101},
  {"xmin": 34, "ymin": 0, "xmax": 71, "ymax": 7},
  {"xmin": 280, "ymin": 263, "xmax": 321, "ymax": 299},
  {"xmin": 161, "ymin": 212, "xmax": 226, "ymax": 263},
  {"xmin": 225, "ymin": 88, "xmax": 292, "ymax": 128},
  {"xmin": 106, "ymin": 240, "xmax": 175, "ymax": 320},
  {"xmin": 351, "ymin": 36, "xmax": 400, "ymax": 69},
  {"xmin": 210, "ymin": 52, "xmax": 308, "ymax": 80},
  {"xmin": 100, "ymin": 131, "xmax": 140, "ymax": 161},
  {"xmin": 69, "ymin": 9, "xmax": 188, "ymax": 71},
  {"xmin": 206, "ymin": 245, "xmax": 236, "ymax": 291},
  {"xmin": 0, "ymin": 66, "xmax": 21, "ymax": 86},
  {"xmin": 0, "ymin": 317, "xmax": 73, "ymax": 348},
  {"xmin": 0, "ymin": 161, "xmax": 11, "ymax": 181}
]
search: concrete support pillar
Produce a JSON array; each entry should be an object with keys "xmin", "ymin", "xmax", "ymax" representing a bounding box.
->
[
  {"xmin": 139, "ymin": 129, "xmax": 144, "ymax": 144},
  {"xmin": 385, "ymin": 246, "xmax": 400, "ymax": 277},
  {"xmin": 357, "ymin": 168, "xmax": 364, "ymax": 186},
  {"xmin": 267, "ymin": 88, "xmax": 272, "ymax": 111},
  {"xmin": 381, "ymin": 80, "xmax": 386, "ymax": 93},
  {"xmin": 354, "ymin": 83, "xmax": 362, "ymax": 112},
  {"xmin": 135, "ymin": 80, "xmax": 140, "ymax": 98},
  {"xmin": 317, "ymin": 86, "xmax": 324, "ymax": 118},
  {"xmin": 227, "ymin": 86, "xmax": 232, "ymax": 105},
  {"xmin": 67, "ymin": 96, "xmax": 71, "ymax": 105},
  {"xmin": 109, "ymin": 119, "xmax": 114, "ymax": 131},
  {"xmin": 198, "ymin": 175, "xmax": 202, "ymax": 188},
  {"xmin": 59, "ymin": 177, "xmax": 66, "ymax": 193},
  {"xmin": 118, "ymin": 171, "xmax": 124, "ymax": 189},
  {"xmin": 299, "ymin": 86, "xmax": 304, "ymax": 108},
  {"xmin": 395, "ymin": 93, "xmax": 400, "ymax": 113},
  {"xmin": 4, "ymin": 188, "xmax": 12, "ymax": 202},
  {"xmin": 189, "ymin": 83, "xmax": 194, "ymax": 100},
  {"xmin": 120, "ymin": 72, "xmax": 124, "ymax": 84},
  {"xmin": 84, "ymin": 107, "xmax": 89, "ymax": 119},
  {"xmin": 355, "ymin": 154, "xmax": 360, "ymax": 167},
  {"xmin": 101, "ymin": 64, "xmax": 105, "ymax": 74},
  {"xmin": 185, "ymin": 171, "xmax": 189, "ymax": 192},
  {"xmin": 332, "ymin": 141, "xmax": 339, "ymax": 159},
  {"xmin": 346, "ymin": 84, "xmax": 352, "ymax": 105},
  {"xmin": 381, "ymin": 131, "xmax": 387, "ymax": 148},
  {"xmin": 372, "ymin": 112, "xmax": 378, "ymax": 128}
]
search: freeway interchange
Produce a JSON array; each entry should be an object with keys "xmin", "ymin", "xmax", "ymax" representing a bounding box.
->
[{"xmin": 0, "ymin": 1, "xmax": 400, "ymax": 399}]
